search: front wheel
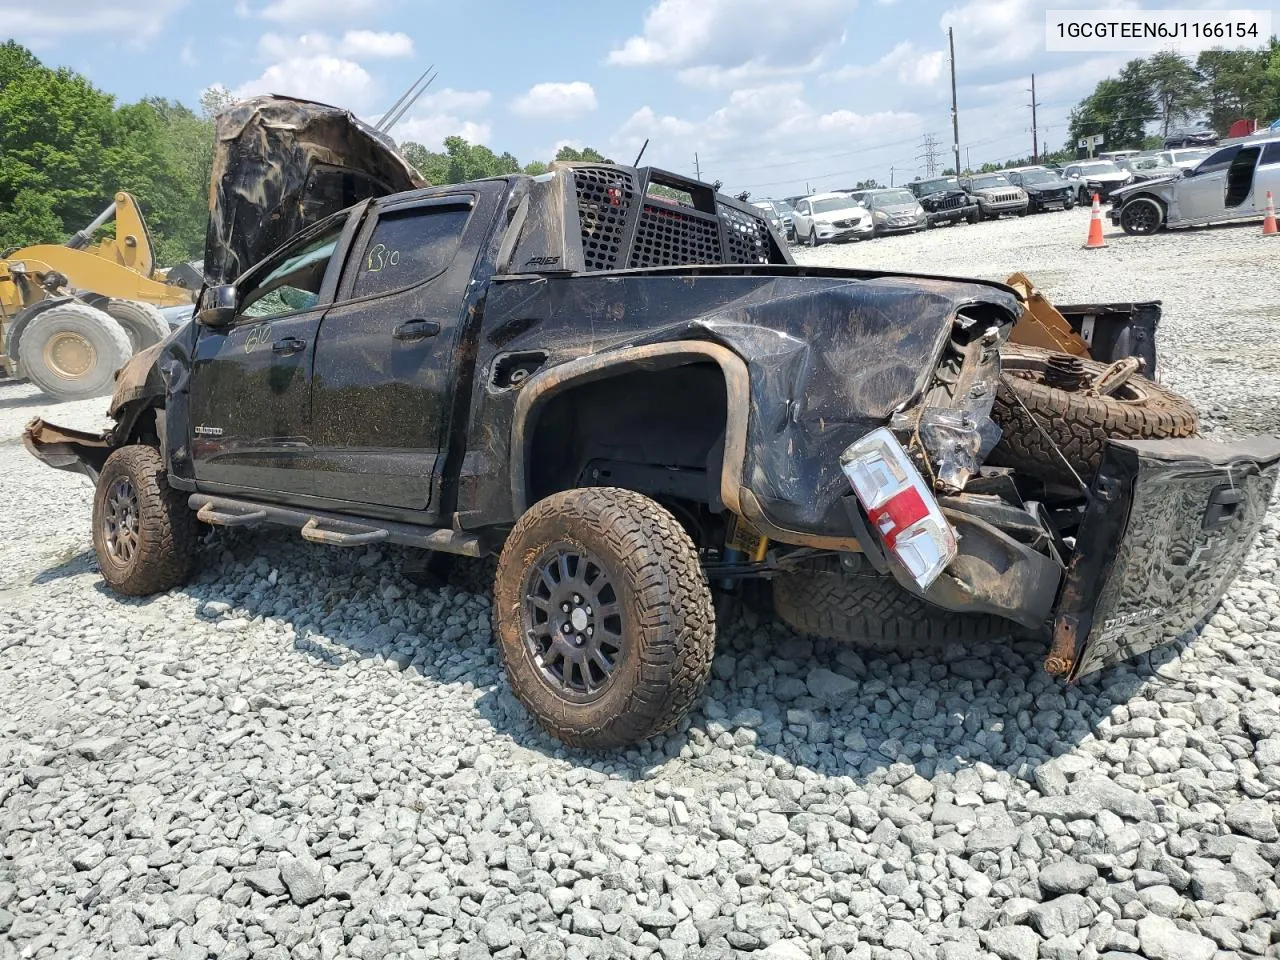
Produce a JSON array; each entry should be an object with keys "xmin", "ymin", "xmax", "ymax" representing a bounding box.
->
[
  {"xmin": 493, "ymin": 487, "xmax": 715, "ymax": 749},
  {"xmin": 16, "ymin": 302, "xmax": 132, "ymax": 401},
  {"xmin": 1119, "ymin": 197, "xmax": 1164, "ymax": 235},
  {"xmin": 1078, "ymin": 187, "xmax": 1091, "ymax": 206},
  {"xmin": 966, "ymin": 210, "xmax": 980, "ymax": 224},
  {"xmin": 1064, "ymin": 197, "xmax": 1075, "ymax": 210},
  {"xmin": 93, "ymin": 445, "xmax": 198, "ymax": 596},
  {"xmin": 807, "ymin": 227, "xmax": 820, "ymax": 247}
]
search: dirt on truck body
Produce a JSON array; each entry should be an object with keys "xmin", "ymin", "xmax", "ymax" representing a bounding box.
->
[{"xmin": 25, "ymin": 95, "xmax": 1280, "ymax": 748}]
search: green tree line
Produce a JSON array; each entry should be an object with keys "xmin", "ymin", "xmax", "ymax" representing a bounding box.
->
[
  {"xmin": 0, "ymin": 40, "xmax": 615, "ymax": 265},
  {"xmin": 1067, "ymin": 41, "xmax": 1280, "ymax": 151}
]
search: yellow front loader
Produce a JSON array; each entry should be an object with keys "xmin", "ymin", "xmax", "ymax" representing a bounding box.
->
[{"xmin": 0, "ymin": 192, "xmax": 197, "ymax": 401}]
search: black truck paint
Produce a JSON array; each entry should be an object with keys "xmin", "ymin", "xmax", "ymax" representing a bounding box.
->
[{"xmin": 24, "ymin": 96, "xmax": 1280, "ymax": 687}]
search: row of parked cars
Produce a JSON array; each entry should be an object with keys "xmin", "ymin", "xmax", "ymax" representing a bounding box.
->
[{"xmin": 752, "ymin": 167, "xmax": 1082, "ymax": 247}]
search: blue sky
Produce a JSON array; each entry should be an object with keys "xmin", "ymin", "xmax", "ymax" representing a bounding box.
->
[{"xmin": 9, "ymin": 0, "xmax": 1275, "ymax": 196}]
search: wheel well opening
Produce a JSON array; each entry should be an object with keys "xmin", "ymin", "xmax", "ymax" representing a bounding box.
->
[{"xmin": 525, "ymin": 362, "xmax": 729, "ymax": 541}]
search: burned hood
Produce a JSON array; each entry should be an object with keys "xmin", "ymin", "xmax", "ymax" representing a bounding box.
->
[{"xmin": 204, "ymin": 96, "xmax": 424, "ymax": 286}]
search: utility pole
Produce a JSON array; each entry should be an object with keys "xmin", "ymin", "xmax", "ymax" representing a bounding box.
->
[
  {"xmin": 694, "ymin": 152, "xmax": 701, "ymax": 181},
  {"xmin": 948, "ymin": 27, "xmax": 961, "ymax": 177},
  {"xmin": 1028, "ymin": 73, "xmax": 1041, "ymax": 162},
  {"xmin": 917, "ymin": 133, "xmax": 941, "ymax": 178},
  {"xmin": 889, "ymin": 165, "xmax": 895, "ymax": 186},
  {"xmin": 965, "ymin": 147, "xmax": 971, "ymax": 173}
]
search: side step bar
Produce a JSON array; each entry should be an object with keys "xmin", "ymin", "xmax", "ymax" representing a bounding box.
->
[{"xmin": 188, "ymin": 494, "xmax": 483, "ymax": 557}]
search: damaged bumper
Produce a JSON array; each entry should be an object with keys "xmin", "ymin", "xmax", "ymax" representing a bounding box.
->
[{"xmin": 22, "ymin": 418, "xmax": 112, "ymax": 481}]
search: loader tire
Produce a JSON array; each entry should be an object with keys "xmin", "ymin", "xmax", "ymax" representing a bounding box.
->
[
  {"xmin": 93, "ymin": 445, "xmax": 198, "ymax": 596},
  {"xmin": 773, "ymin": 568, "xmax": 1009, "ymax": 654},
  {"xmin": 105, "ymin": 299, "xmax": 171, "ymax": 353},
  {"xmin": 17, "ymin": 302, "xmax": 132, "ymax": 401},
  {"xmin": 990, "ymin": 346, "xmax": 1198, "ymax": 486},
  {"xmin": 494, "ymin": 487, "xmax": 715, "ymax": 749}
]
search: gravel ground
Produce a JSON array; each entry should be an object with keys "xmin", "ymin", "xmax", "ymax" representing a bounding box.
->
[{"xmin": 3, "ymin": 210, "xmax": 1280, "ymax": 960}]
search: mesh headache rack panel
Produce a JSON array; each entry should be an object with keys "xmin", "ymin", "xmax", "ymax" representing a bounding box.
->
[{"xmin": 567, "ymin": 164, "xmax": 786, "ymax": 272}]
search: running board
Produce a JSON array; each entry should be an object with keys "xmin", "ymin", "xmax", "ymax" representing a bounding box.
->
[{"xmin": 187, "ymin": 494, "xmax": 483, "ymax": 557}]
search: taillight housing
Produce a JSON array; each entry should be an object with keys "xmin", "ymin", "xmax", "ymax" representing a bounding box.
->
[{"xmin": 839, "ymin": 428, "xmax": 958, "ymax": 589}]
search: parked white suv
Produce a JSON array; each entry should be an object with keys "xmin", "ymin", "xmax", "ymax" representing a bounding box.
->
[{"xmin": 791, "ymin": 193, "xmax": 875, "ymax": 246}]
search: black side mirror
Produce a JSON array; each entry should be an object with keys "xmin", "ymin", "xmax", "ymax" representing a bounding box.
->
[{"xmin": 197, "ymin": 284, "xmax": 237, "ymax": 327}]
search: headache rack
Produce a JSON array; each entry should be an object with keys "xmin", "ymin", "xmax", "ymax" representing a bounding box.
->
[{"xmin": 506, "ymin": 163, "xmax": 793, "ymax": 275}]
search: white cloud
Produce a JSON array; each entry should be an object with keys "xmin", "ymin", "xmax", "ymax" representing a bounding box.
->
[
  {"xmin": 829, "ymin": 42, "xmax": 947, "ymax": 87},
  {"xmin": 258, "ymin": 0, "xmax": 377, "ymax": 21},
  {"xmin": 180, "ymin": 41, "xmax": 197, "ymax": 67},
  {"xmin": 510, "ymin": 81, "xmax": 598, "ymax": 120},
  {"xmin": 5, "ymin": 0, "xmax": 184, "ymax": 42},
  {"xmin": 395, "ymin": 116, "xmax": 492, "ymax": 148},
  {"xmin": 416, "ymin": 88, "xmax": 493, "ymax": 114},
  {"xmin": 257, "ymin": 30, "xmax": 413, "ymax": 60},
  {"xmin": 341, "ymin": 30, "xmax": 414, "ymax": 58},
  {"xmin": 232, "ymin": 56, "xmax": 376, "ymax": 112},
  {"xmin": 608, "ymin": 0, "xmax": 854, "ymax": 76}
]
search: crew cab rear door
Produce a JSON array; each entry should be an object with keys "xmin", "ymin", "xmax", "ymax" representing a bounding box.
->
[{"xmin": 308, "ymin": 185, "xmax": 501, "ymax": 513}]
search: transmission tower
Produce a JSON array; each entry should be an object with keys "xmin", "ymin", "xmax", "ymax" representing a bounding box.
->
[{"xmin": 917, "ymin": 133, "xmax": 942, "ymax": 178}]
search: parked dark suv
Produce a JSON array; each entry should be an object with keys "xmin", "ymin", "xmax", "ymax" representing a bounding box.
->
[
  {"xmin": 907, "ymin": 177, "xmax": 979, "ymax": 226},
  {"xmin": 1163, "ymin": 127, "xmax": 1218, "ymax": 149}
]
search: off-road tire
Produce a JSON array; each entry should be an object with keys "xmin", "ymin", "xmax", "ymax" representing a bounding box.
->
[
  {"xmin": 493, "ymin": 487, "xmax": 715, "ymax": 749},
  {"xmin": 105, "ymin": 299, "xmax": 171, "ymax": 353},
  {"xmin": 966, "ymin": 209, "xmax": 979, "ymax": 224},
  {"xmin": 17, "ymin": 302, "xmax": 132, "ymax": 401},
  {"xmin": 92, "ymin": 445, "xmax": 197, "ymax": 596},
  {"xmin": 1119, "ymin": 197, "xmax": 1165, "ymax": 236},
  {"xmin": 990, "ymin": 345, "xmax": 1198, "ymax": 486},
  {"xmin": 773, "ymin": 568, "xmax": 1009, "ymax": 653}
]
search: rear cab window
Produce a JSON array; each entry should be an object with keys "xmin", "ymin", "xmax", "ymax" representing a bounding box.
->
[{"xmin": 347, "ymin": 199, "xmax": 474, "ymax": 301}]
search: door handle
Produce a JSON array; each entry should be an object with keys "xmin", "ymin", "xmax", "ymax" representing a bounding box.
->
[
  {"xmin": 272, "ymin": 337, "xmax": 306, "ymax": 355},
  {"xmin": 393, "ymin": 319, "xmax": 441, "ymax": 341}
]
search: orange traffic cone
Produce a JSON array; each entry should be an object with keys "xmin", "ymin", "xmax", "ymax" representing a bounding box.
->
[
  {"xmin": 1084, "ymin": 193, "xmax": 1106, "ymax": 249},
  {"xmin": 1264, "ymin": 190, "xmax": 1278, "ymax": 236}
]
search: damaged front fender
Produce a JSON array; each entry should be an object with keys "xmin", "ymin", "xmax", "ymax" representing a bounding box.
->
[{"xmin": 23, "ymin": 418, "xmax": 113, "ymax": 481}]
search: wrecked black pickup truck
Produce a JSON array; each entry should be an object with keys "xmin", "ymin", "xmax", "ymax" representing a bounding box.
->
[{"xmin": 25, "ymin": 96, "xmax": 1280, "ymax": 748}]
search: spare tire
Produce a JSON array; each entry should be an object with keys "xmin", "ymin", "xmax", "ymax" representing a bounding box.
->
[
  {"xmin": 990, "ymin": 346, "xmax": 1197, "ymax": 486},
  {"xmin": 105, "ymin": 299, "xmax": 171, "ymax": 353},
  {"xmin": 773, "ymin": 567, "xmax": 1009, "ymax": 654},
  {"xmin": 17, "ymin": 302, "xmax": 132, "ymax": 401}
]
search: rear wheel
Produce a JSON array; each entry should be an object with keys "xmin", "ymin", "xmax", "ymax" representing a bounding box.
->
[
  {"xmin": 93, "ymin": 445, "xmax": 198, "ymax": 596},
  {"xmin": 104, "ymin": 299, "xmax": 171, "ymax": 353},
  {"xmin": 773, "ymin": 567, "xmax": 1008, "ymax": 654},
  {"xmin": 990, "ymin": 346, "xmax": 1198, "ymax": 485},
  {"xmin": 16, "ymin": 302, "xmax": 132, "ymax": 401},
  {"xmin": 1119, "ymin": 197, "xmax": 1164, "ymax": 235},
  {"xmin": 494, "ymin": 487, "xmax": 715, "ymax": 749}
]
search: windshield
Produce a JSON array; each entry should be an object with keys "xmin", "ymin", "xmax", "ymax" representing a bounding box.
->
[
  {"xmin": 812, "ymin": 197, "xmax": 857, "ymax": 214},
  {"xmin": 914, "ymin": 178, "xmax": 958, "ymax": 194},
  {"xmin": 1019, "ymin": 170, "xmax": 1062, "ymax": 184},
  {"xmin": 1132, "ymin": 157, "xmax": 1165, "ymax": 169},
  {"xmin": 970, "ymin": 175, "xmax": 1011, "ymax": 189},
  {"xmin": 1078, "ymin": 161, "xmax": 1122, "ymax": 175},
  {"xmin": 774, "ymin": 200, "xmax": 795, "ymax": 214},
  {"xmin": 873, "ymin": 189, "xmax": 917, "ymax": 205}
]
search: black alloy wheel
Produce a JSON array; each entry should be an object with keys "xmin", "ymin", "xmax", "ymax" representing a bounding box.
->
[{"xmin": 521, "ymin": 544, "xmax": 623, "ymax": 703}]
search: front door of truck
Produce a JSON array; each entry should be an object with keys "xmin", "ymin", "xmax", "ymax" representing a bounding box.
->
[
  {"xmin": 189, "ymin": 211, "xmax": 355, "ymax": 496},
  {"xmin": 308, "ymin": 189, "xmax": 496, "ymax": 512}
]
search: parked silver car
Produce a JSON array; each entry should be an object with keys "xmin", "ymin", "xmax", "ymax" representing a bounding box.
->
[
  {"xmin": 1108, "ymin": 134, "xmax": 1280, "ymax": 235},
  {"xmin": 751, "ymin": 198, "xmax": 796, "ymax": 242},
  {"xmin": 1158, "ymin": 148, "xmax": 1213, "ymax": 170},
  {"xmin": 960, "ymin": 173, "xmax": 1029, "ymax": 219},
  {"xmin": 860, "ymin": 188, "xmax": 928, "ymax": 235}
]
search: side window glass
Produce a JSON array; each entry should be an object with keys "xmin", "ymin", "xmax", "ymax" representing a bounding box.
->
[
  {"xmin": 1196, "ymin": 145, "xmax": 1241, "ymax": 175},
  {"xmin": 1261, "ymin": 141, "xmax": 1280, "ymax": 166},
  {"xmin": 239, "ymin": 224, "xmax": 344, "ymax": 320},
  {"xmin": 350, "ymin": 204, "xmax": 472, "ymax": 300}
]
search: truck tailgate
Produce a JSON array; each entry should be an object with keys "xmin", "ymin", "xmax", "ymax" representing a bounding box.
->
[{"xmin": 1050, "ymin": 435, "xmax": 1280, "ymax": 680}]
